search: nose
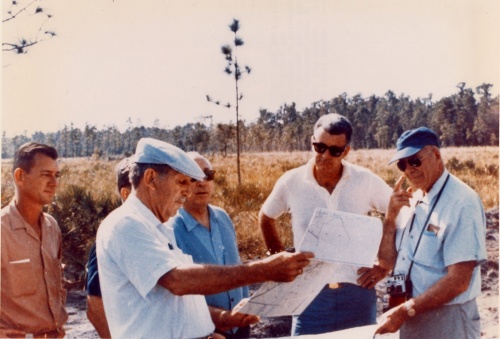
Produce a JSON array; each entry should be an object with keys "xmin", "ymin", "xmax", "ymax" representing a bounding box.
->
[
  {"xmin": 183, "ymin": 183, "xmax": 193, "ymax": 197},
  {"xmin": 49, "ymin": 174, "xmax": 59, "ymax": 186}
]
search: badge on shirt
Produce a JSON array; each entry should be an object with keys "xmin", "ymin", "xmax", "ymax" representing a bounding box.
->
[{"xmin": 426, "ymin": 223, "xmax": 440, "ymax": 235}]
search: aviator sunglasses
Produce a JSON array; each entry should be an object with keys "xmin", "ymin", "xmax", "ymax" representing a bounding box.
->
[
  {"xmin": 396, "ymin": 150, "xmax": 432, "ymax": 172},
  {"xmin": 312, "ymin": 142, "xmax": 349, "ymax": 157},
  {"xmin": 203, "ymin": 169, "xmax": 216, "ymax": 181}
]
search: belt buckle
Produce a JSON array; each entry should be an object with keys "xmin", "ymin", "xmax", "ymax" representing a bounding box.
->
[{"xmin": 328, "ymin": 282, "xmax": 344, "ymax": 289}]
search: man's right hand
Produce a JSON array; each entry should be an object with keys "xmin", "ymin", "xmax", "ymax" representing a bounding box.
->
[
  {"xmin": 260, "ymin": 251, "xmax": 315, "ymax": 282},
  {"xmin": 386, "ymin": 175, "xmax": 413, "ymax": 222}
]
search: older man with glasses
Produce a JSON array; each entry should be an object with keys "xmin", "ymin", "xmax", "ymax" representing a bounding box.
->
[
  {"xmin": 258, "ymin": 112, "xmax": 395, "ymax": 336},
  {"xmin": 375, "ymin": 127, "xmax": 487, "ymax": 338},
  {"xmin": 171, "ymin": 152, "xmax": 254, "ymax": 338}
]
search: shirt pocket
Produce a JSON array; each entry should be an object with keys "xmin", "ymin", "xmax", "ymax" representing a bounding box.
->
[
  {"xmin": 413, "ymin": 230, "xmax": 444, "ymax": 268},
  {"xmin": 6, "ymin": 260, "xmax": 37, "ymax": 296}
]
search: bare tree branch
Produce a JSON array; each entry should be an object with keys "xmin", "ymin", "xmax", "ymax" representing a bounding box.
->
[{"xmin": 2, "ymin": 0, "xmax": 55, "ymax": 54}]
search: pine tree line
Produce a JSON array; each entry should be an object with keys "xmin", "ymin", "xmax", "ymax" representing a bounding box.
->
[{"xmin": 2, "ymin": 84, "xmax": 498, "ymax": 159}]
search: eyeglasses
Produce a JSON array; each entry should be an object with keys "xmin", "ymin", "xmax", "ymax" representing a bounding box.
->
[
  {"xmin": 396, "ymin": 150, "xmax": 432, "ymax": 172},
  {"xmin": 203, "ymin": 169, "xmax": 216, "ymax": 181},
  {"xmin": 312, "ymin": 142, "xmax": 349, "ymax": 157}
]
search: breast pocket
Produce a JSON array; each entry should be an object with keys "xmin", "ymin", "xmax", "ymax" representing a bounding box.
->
[
  {"xmin": 413, "ymin": 230, "xmax": 444, "ymax": 268},
  {"xmin": 6, "ymin": 260, "xmax": 37, "ymax": 296}
]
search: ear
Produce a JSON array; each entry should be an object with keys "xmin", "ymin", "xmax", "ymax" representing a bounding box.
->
[
  {"xmin": 13, "ymin": 168, "xmax": 24, "ymax": 186},
  {"xmin": 343, "ymin": 145, "xmax": 351, "ymax": 157},
  {"xmin": 432, "ymin": 146, "xmax": 441, "ymax": 159},
  {"xmin": 143, "ymin": 168, "xmax": 157, "ymax": 189},
  {"xmin": 120, "ymin": 187, "xmax": 131, "ymax": 201}
]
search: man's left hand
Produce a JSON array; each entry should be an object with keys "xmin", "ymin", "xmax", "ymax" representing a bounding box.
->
[
  {"xmin": 357, "ymin": 265, "xmax": 389, "ymax": 289},
  {"xmin": 374, "ymin": 304, "xmax": 407, "ymax": 335},
  {"xmin": 215, "ymin": 300, "xmax": 260, "ymax": 332}
]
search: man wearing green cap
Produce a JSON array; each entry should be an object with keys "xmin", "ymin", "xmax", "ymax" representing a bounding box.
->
[
  {"xmin": 375, "ymin": 127, "xmax": 487, "ymax": 338},
  {"xmin": 96, "ymin": 138, "xmax": 314, "ymax": 339}
]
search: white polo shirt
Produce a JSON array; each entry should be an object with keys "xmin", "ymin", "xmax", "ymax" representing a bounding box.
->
[
  {"xmin": 394, "ymin": 170, "xmax": 487, "ymax": 305},
  {"xmin": 261, "ymin": 159, "xmax": 393, "ymax": 283},
  {"xmin": 96, "ymin": 195, "xmax": 214, "ymax": 339}
]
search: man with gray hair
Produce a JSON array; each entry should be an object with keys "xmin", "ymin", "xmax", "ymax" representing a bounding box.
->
[
  {"xmin": 259, "ymin": 113, "xmax": 394, "ymax": 335},
  {"xmin": 96, "ymin": 138, "xmax": 314, "ymax": 338},
  {"xmin": 375, "ymin": 127, "xmax": 487, "ymax": 338}
]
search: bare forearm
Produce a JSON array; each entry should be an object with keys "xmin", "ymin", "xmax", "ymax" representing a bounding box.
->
[
  {"xmin": 259, "ymin": 211, "xmax": 284, "ymax": 254},
  {"xmin": 159, "ymin": 262, "xmax": 266, "ymax": 296},
  {"xmin": 377, "ymin": 216, "xmax": 398, "ymax": 270},
  {"xmin": 375, "ymin": 261, "xmax": 476, "ymax": 335},
  {"xmin": 158, "ymin": 251, "xmax": 314, "ymax": 296},
  {"xmin": 86, "ymin": 295, "xmax": 111, "ymax": 338},
  {"xmin": 411, "ymin": 261, "xmax": 475, "ymax": 315}
]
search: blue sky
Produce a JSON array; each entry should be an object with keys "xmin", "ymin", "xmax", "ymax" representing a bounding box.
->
[{"xmin": 2, "ymin": 0, "xmax": 499, "ymax": 137}]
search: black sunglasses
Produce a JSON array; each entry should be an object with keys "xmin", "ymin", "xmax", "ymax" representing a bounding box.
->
[
  {"xmin": 312, "ymin": 142, "xmax": 349, "ymax": 157},
  {"xmin": 397, "ymin": 150, "xmax": 432, "ymax": 172},
  {"xmin": 203, "ymin": 169, "xmax": 216, "ymax": 181}
]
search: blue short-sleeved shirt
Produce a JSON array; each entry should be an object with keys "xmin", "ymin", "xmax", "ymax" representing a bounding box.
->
[
  {"xmin": 172, "ymin": 206, "xmax": 249, "ymax": 311},
  {"xmin": 85, "ymin": 243, "xmax": 101, "ymax": 296},
  {"xmin": 394, "ymin": 171, "xmax": 487, "ymax": 305}
]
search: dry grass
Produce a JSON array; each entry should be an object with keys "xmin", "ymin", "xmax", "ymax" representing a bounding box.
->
[
  {"xmin": 207, "ymin": 147, "xmax": 499, "ymax": 260},
  {"xmin": 1, "ymin": 147, "xmax": 498, "ymax": 262}
]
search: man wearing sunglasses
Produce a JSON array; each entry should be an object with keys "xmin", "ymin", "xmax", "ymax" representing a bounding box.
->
[
  {"xmin": 172, "ymin": 152, "xmax": 255, "ymax": 338},
  {"xmin": 375, "ymin": 127, "xmax": 486, "ymax": 338},
  {"xmin": 259, "ymin": 113, "xmax": 394, "ymax": 335}
]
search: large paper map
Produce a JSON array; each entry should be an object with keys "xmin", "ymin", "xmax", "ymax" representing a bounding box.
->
[
  {"xmin": 238, "ymin": 208, "xmax": 383, "ymax": 317},
  {"xmin": 298, "ymin": 208, "xmax": 383, "ymax": 267},
  {"xmin": 238, "ymin": 260, "xmax": 335, "ymax": 317}
]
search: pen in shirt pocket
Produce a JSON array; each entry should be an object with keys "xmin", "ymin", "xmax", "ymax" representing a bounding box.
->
[{"xmin": 9, "ymin": 258, "xmax": 30, "ymax": 264}]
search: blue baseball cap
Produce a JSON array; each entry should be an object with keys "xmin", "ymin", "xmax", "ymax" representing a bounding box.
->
[
  {"xmin": 132, "ymin": 138, "xmax": 205, "ymax": 181},
  {"xmin": 389, "ymin": 127, "xmax": 440, "ymax": 164}
]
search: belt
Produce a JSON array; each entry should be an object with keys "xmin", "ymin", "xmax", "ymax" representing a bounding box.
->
[
  {"xmin": 4, "ymin": 328, "xmax": 64, "ymax": 338},
  {"xmin": 327, "ymin": 282, "xmax": 354, "ymax": 289}
]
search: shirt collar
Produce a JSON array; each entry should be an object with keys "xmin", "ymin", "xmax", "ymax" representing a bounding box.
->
[
  {"xmin": 419, "ymin": 169, "xmax": 449, "ymax": 205},
  {"xmin": 305, "ymin": 158, "xmax": 351, "ymax": 185},
  {"xmin": 125, "ymin": 194, "xmax": 164, "ymax": 229},
  {"xmin": 8, "ymin": 200, "xmax": 48, "ymax": 231},
  {"xmin": 178, "ymin": 206, "xmax": 213, "ymax": 232}
]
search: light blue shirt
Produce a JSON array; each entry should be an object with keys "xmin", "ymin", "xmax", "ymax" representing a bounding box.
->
[
  {"xmin": 394, "ymin": 170, "xmax": 487, "ymax": 305},
  {"xmin": 172, "ymin": 205, "xmax": 249, "ymax": 311},
  {"xmin": 96, "ymin": 195, "xmax": 214, "ymax": 339}
]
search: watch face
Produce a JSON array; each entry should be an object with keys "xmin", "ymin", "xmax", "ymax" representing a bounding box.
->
[{"xmin": 407, "ymin": 308, "xmax": 416, "ymax": 317}]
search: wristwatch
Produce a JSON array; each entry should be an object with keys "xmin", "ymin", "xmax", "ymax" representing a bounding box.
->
[{"xmin": 403, "ymin": 299, "xmax": 416, "ymax": 317}]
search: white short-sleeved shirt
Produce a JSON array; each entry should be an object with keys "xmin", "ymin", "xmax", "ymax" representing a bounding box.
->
[
  {"xmin": 261, "ymin": 159, "xmax": 393, "ymax": 283},
  {"xmin": 394, "ymin": 170, "xmax": 487, "ymax": 305},
  {"xmin": 96, "ymin": 195, "xmax": 214, "ymax": 339}
]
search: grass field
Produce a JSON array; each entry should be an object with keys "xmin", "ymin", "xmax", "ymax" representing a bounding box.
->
[{"xmin": 1, "ymin": 147, "xmax": 498, "ymax": 263}]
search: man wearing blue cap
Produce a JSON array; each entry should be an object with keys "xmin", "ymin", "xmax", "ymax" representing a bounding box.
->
[
  {"xmin": 96, "ymin": 138, "xmax": 314, "ymax": 339},
  {"xmin": 375, "ymin": 127, "xmax": 487, "ymax": 338}
]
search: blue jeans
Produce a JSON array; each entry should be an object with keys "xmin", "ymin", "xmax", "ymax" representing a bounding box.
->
[{"xmin": 291, "ymin": 283, "xmax": 377, "ymax": 336}]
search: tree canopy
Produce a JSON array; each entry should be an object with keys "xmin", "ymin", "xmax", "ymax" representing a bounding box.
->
[{"xmin": 2, "ymin": 84, "xmax": 498, "ymax": 159}]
